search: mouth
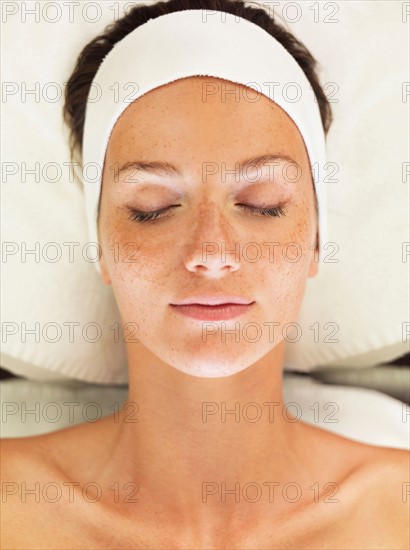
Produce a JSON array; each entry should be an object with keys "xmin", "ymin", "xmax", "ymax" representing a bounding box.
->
[
  {"xmin": 171, "ymin": 294, "xmax": 254, "ymax": 306},
  {"xmin": 169, "ymin": 302, "xmax": 255, "ymax": 321}
]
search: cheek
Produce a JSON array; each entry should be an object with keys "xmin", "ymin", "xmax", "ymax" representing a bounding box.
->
[
  {"xmin": 260, "ymin": 241, "xmax": 312, "ymax": 302},
  {"xmin": 100, "ymin": 217, "xmax": 176, "ymax": 318},
  {"xmin": 255, "ymin": 201, "xmax": 315, "ymax": 319}
]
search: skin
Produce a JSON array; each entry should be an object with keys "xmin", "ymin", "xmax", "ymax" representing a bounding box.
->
[
  {"xmin": 98, "ymin": 75, "xmax": 318, "ymax": 379},
  {"xmin": 1, "ymin": 77, "xmax": 409, "ymax": 549}
]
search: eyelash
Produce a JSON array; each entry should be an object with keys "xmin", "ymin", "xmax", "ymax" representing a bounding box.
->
[{"xmin": 128, "ymin": 204, "xmax": 286, "ymax": 223}]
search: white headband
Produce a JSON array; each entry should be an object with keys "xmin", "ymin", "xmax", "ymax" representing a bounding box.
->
[{"xmin": 82, "ymin": 9, "xmax": 327, "ymax": 272}]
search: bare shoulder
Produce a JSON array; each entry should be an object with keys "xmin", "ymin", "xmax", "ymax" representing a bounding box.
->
[
  {"xmin": 0, "ymin": 423, "xmax": 99, "ymax": 508},
  {"xmin": 308, "ymin": 421, "xmax": 410, "ymax": 497},
  {"xmin": 1, "ymin": 423, "xmax": 77, "ymax": 468},
  {"xmin": 1, "ymin": 433, "xmax": 66, "ymax": 507},
  {"xmin": 1, "ymin": 416, "xmax": 112, "ymax": 477},
  {"xmin": 0, "ymin": 426, "xmax": 105, "ymax": 549},
  {"xmin": 298, "ymin": 422, "xmax": 410, "ymax": 547},
  {"xmin": 358, "ymin": 443, "xmax": 409, "ymax": 492},
  {"xmin": 365, "ymin": 444, "xmax": 410, "ymax": 505},
  {"xmin": 370, "ymin": 443, "xmax": 409, "ymax": 473},
  {"xmin": 339, "ymin": 439, "xmax": 409, "ymax": 548},
  {"xmin": 1, "ymin": 434, "xmax": 51, "ymax": 477},
  {"xmin": 361, "ymin": 444, "xmax": 410, "ymax": 549},
  {"xmin": 1, "ymin": 435, "xmax": 52, "ymax": 547}
]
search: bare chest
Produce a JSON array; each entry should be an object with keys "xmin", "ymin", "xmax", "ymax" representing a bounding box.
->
[{"xmin": 2, "ymin": 498, "xmax": 401, "ymax": 550}]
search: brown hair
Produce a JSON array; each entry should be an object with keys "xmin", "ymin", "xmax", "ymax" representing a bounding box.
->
[{"xmin": 63, "ymin": 0, "xmax": 333, "ymax": 168}]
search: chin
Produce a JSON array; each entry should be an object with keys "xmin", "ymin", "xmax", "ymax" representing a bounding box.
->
[{"xmin": 165, "ymin": 352, "xmax": 257, "ymax": 379}]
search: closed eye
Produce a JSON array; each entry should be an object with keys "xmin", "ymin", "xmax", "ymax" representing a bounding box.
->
[
  {"xmin": 128, "ymin": 203, "xmax": 286, "ymax": 223},
  {"xmin": 236, "ymin": 204, "xmax": 286, "ymax": 218},
  {"xmin": 128, "ymin": 205, "xmax": 181, "ymax": 223}
]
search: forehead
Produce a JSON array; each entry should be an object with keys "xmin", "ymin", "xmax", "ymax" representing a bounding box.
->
[{"xmin": 106, "ymin": 76, "xmax": 307, "ymax": 166}]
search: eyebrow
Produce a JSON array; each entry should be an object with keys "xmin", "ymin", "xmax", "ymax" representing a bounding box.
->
[{"xmin": 117, "ymin": 153, "xmax": 297, "ymax": 179}]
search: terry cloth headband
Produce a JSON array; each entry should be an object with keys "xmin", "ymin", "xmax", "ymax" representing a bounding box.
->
[{"xmin": 82, "ymin": 9, "xmax": 327, "ymax": 272}]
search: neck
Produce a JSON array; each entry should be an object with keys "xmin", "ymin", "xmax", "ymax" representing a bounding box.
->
[{"xmin": 92, "ymin": 342, "xmax": 317, "ymax": 539}]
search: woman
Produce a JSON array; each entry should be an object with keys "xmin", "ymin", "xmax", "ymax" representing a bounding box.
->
[{"xmin": 2, "ymin": 0, "xmax": 408, "ymax": 548}]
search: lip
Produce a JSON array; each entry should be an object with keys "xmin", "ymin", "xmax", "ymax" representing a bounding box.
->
[
  {"xmin": 170, "ymin": 302, "xmax": 255, "ymax": 321},
  {"xmin": 171, "ymin": 294, "xmax": 254, "ymax": 306}
]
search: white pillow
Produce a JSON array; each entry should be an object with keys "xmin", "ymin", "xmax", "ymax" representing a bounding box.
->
[{"xmin": 1, "ymin": 1, "xmax": 408, "ymax": 383}]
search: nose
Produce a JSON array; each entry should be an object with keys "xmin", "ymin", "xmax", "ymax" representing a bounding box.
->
[{"xmin": 183, "ymin": 203, "xmax": 240, "ymax": 278}]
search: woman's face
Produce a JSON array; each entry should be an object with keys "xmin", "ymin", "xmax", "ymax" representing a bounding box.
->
[{"xmin": 98, "ymin": 76, "xmax": 318, "ymax": 378}]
